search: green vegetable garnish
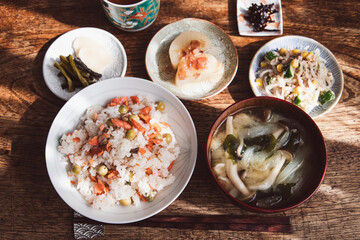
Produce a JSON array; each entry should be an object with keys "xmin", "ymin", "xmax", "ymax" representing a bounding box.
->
[
  {"xmin": 265, "ymin": 51, "xmax": 277, "ymax": 61},
  {"xmin": 266, "ymin": 76, "xmax": 273, "ymax": 85},
  {"xmin": 293, "ymin": 96, "xmax": 301, "ymax": 106},
  {"xmin": 318, "ymin": 90, "xmax": 334, "ymax": 105},
  {"xmin": 284, "ymin": 65, "xmax": 294, "ymax": 78},
  {"xmin": 223, "ymin": 134, "xmax": 239, "ymax": 163}
]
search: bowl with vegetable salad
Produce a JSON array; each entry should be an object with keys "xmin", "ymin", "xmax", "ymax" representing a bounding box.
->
[{"xmin": 249, "ymin": 35, "xmax": 343, "ymax": 118}]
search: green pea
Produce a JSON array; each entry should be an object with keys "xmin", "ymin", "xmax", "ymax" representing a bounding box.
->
[
  {"xmin": 120, "ymin": 198, "xmax": 132, "ymax": 206},
  {"xmin": 164, "ymin": 133, "xmax": 172, "ymax": 144},
  {"xmin": 119, "ymin": 104, "xmax": 129, "ymax": 114},
  {"xmin": 145, "ymin": 191, "xmax": 155, "ymax": 202},
  {"xmin": 106, "ymin": 119, "xmax": 114, "ymax": 128},
  {"xmin": 154, "ymin": 133, "xmax": 162, "ymax": 139},
  {"xmin": 128, "ymin": 114, "xmax": 140, "ymax": 123},
  {"xmin": 97, "ymin": 165, "xmax": 108, "ymax": 176},
  {"xmin": 71, "ymin": 165, "xmax": 81, "ymax": 175},
  {"xmin": 156, "ymin": 101, "xmax": 165, "ymax": 112},
  {"xmin": 125, "ymin": 129, "xmax": 137, "ymax": 140}
]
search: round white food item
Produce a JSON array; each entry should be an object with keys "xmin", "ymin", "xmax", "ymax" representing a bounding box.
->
[
  {"xmin": 73, "ymin": 37, "xmax": 113, "ymax": 73},
  {"xmin": 169, "ymin": 31, "xmax": 211, "ymax": 69},
  {"xmin": 174, "ymin": 53, "xmax": 224, "ymax": 87}
]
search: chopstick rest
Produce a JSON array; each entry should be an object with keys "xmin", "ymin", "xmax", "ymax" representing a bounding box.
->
[{"xmin": 73, "ymin": 211, "xmax": 104, "ymax": 240}]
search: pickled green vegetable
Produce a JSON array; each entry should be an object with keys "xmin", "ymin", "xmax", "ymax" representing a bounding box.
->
[
  {"xmin": 68, "ymin": 54, "xmax": 89, "ymax": 87},
  {"xmin": 54, "ymin": 62, "xmax": 74, "ymax": 92},
  {"xmin": 319, "ymin": 90, "xmax": 334, "ymax": 105}
]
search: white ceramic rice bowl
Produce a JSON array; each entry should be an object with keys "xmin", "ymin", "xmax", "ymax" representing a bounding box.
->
[{"xmin": 45, "ymin": 77, "xmax": 197, "ymax": 223}]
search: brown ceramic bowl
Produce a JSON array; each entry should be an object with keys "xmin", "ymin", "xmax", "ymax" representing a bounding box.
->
[{"xmin": 206, "ymin": 97, "xmax": 327, "ymax": 213}]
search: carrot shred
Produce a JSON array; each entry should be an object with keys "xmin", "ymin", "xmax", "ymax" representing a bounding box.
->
[
  {"xmin": 151, "ymin": 122, "xmax": 162, "ymax": 132},
  {"xmin": 146, "ymin": 167, "xmax": 153, "ymax": 175},
  {"xmin": 136, "ymin": 163, "xmax": 140, "ymax": 166},
  {"xmin": 150, "ymin": 138, "xmax": 163, "ymax": 145},
  {"xmin": 148, "ymin": 133, "xmax": 158, "ymax": 139},
  {"xmin": 88, "ymin": 136, "xmax": 99, "ymax": 146},
  {"xmin": 94, "ymin": 113, "xmax": 98, "ymax": 122},
  {"xmin": 105, "ymin": 142, "xmax": 112, "ymax": 152},
  {"xmin": 73, "ymin": 137, "xmax": 80, "ymax": 143},
  {"xmin": 130, "ymin": 96, "xmax": 140, "ymax": 104},
  {"xmin": 132, "ymin": 119, "xmax": 146, "ymax": 133},
  {"xmin": 147, "ymin": 157, "xmax": 151, "ymax": 161},
  {"xmin": 160, "ymin": 121, "xmax": 171, "ymax": 127},
  {"xmin": 70, "ymin": 181, "xmax": 75, "ymax": 184},
  {"xmin": 99, "ymin": 124, "xmax": 105, "ymax": 131},
  {"xmin": 168, "ymin": 160, "xmax": 175, "ymax": 171},
  {"xmin": 101, "ymin": 133, "xmax": 109, "ymax": 139},
  {"xmin": 93, "ymin": 179, "xmax": 106, "ymax": 195},
  {"xmin": 139, "ymin": 114, "xmax": 151, "ymax": 123},
  {"xmin": 112, "ymin": 118, "xmax": 132, "ymax": 130},
  {"xmin": 107, "ymin": 170, "xmax": 119, "ymax": 179},
  {"xmin": 90, "ymin": 175, "xmax": 97, "ymax": 182},
  {"xmin": 139, "ymin": 148, "xmax": 146, "ymax": 155},
  {"xmin": 90, "ymin": 147, "xmax": 104, "ymax": 156},
  {"xmin": 89, "ymin": 158, "xmax": 93, "ymax": 164},
  {"xmin": 137, "ymin": 192, "xmax": 147, "ymax": 202},
  {"xmin": 140, "ymin": 106, "xmax": 151, "ymax": 115},
  {"xmin": 146, "ymin": 140, "xmax": 153, "ymax": 152}
]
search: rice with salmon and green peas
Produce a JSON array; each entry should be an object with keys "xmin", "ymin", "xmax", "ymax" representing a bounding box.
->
[{"xmin": 57, "ymin": 95, "xmax": 180, "ymax": 208}]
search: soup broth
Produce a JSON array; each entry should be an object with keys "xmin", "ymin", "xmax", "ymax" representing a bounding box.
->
[{"xmin": 210, "ymin": 107, "xmax": 310, "ymax": 209}]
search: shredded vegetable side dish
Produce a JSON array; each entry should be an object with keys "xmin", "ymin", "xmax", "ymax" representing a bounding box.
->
[{"xmin": 256, "ymin": 48, "xmax": 335, "ymax": 113}]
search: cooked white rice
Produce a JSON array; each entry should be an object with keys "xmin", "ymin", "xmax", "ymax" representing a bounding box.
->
[{"xmin": 57, "ymin": 95, "xmax": 180, "ymax": 208}]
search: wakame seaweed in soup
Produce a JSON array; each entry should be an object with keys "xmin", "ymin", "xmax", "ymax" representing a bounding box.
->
[{"xmin": 210, "ymin": 107, "xmax": 309, "ymax": 209}]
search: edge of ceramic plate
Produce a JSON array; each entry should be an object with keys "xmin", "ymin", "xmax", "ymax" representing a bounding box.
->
[
  {"xmin": 145, "ymin": 18, "xmax": 238, "ymax": 100},
  {"xmin": 42, "ymin": 27, "xmax": 127, "ymax": 101},
  {"xmin": 248, "ymin": 35, "xmax": 344, "ymax": 118},
  {"xmin": 45, "ymin": 77, "xmax": 197, "ymax": 224}
]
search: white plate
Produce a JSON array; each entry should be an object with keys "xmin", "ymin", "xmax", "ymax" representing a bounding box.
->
[
  {"xmin": 43, "ymin": 27, "xmax": 127, "ymax": 101},
  {"xmin": 145, "ymin": 18, "xmax": 238, "ymax": 100},
  {"xmin": 237, "ymin": 0, "xmax": 283, "ymax": 36},
  {"xmin": 45, "ymin": 77, "xmax": 197, "ymax": 224},
  {"xmin": 249, "ymin": 35, "xmax": 344, "ymax": 118}
]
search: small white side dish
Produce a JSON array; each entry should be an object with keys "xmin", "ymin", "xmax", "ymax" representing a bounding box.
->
[
  {"xmin": 43, "ymin": 27, "xmax": 127, "ymax": 101},
  {"xmin": 45, "ymin": 77, "xmax": 197, "ymax": 224},
  {"xmin": 237, "ymin": 0, "xmax": 283, "ymax": 36}
]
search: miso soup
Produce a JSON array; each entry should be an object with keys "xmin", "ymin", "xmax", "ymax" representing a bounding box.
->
[{"xmin": 210, "ymin": 107, "xmax": 310, "ymax": 209}]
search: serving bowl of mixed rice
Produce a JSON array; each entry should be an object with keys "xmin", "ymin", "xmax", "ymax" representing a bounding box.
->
[
  {"xmin": 249, "ymin": 35, "xmax": 343, "ymax": 118},
  {"xmin": 45, "ymin": 77, "xmax": 197, "ymax": 223}
]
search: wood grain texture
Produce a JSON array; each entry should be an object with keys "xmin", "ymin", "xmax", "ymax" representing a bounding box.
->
[{"xmin": 0, "ymin": 0, "xmax": 359, "ymax": 239}]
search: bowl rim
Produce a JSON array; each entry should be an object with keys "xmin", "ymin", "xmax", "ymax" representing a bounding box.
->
[
  {"xmin": 45, "ymin": 76, "xmax": 198, "ymax": 223},
  {"xmin": 248, "ymin": 35, "xmax": 344, "ymax": 118},
  {"xmin": 145, "ymin": 17, "xmax": 238, "ymax": 100},
  {"xmin": 206, "ymin": 96, "xmax": 327, "ymax": 213}
]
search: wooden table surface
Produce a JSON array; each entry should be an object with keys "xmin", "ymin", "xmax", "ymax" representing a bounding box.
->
[{"xmin": 1, "ymin": 0, "xmax": 359, "ymax": 239}]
